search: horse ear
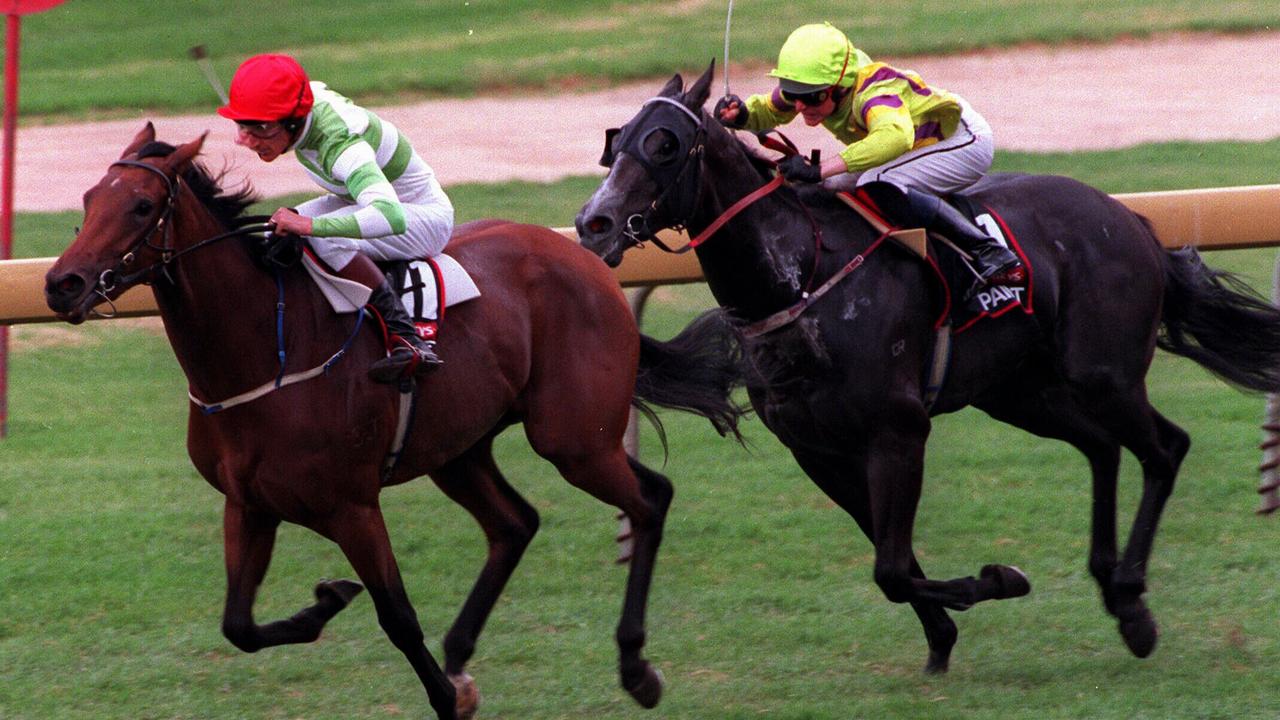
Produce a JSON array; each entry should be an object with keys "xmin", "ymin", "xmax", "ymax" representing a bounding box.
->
[
  {"xmin": 120, "ymin": 122, "xmax": 156, "ymax": 159},
  {"xmin": 163, "ymin": 132, "xmax": 208, "ymax": 173},
  {"xmin": 659, "ymin": 73, "xmax": 684, "ymax": 98},
  {"xmin": 683, "ymin": 59, "xmax": 715, "ymax": 111}
]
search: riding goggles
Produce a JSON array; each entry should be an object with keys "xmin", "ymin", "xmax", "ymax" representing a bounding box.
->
[{"xmin": 780, "ymin": 87, "xmax": 831, "ymax": 106}]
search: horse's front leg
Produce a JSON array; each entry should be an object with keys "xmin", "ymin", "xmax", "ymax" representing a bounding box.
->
[
  {"xmin": 327, "ymin": 503, "xmax": 458, "ymax": 720},
  {"xmin": 863, "ymin": 405, "xmax": 1029, "ymax": 613},
  {"xmin": 221, "ymin": 499, "xmax": 364, "ymax": 653}
]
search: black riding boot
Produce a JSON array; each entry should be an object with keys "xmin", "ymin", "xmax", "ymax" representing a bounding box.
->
[
  {"xmin": 906, "ymin": 188, "xmax": 1024, "ymax": 286},
  {"xmin": 863, "ymin": 182, "xmax": 1024, "ymax": 287},
  {"xmin": 366, "ymin": 281, "xmax": 442, "ymax": 383}
]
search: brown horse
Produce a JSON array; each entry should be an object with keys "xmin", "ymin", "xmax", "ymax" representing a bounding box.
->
[{"xmin": 44, "ymin": 123, "xmax": 744, "ymax": 720}]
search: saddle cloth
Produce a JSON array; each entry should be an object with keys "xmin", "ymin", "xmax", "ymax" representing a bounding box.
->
[
  {"xmin": 301, "ymin": 252, "xmax": 481, "ymax": 321},
  {"xmin": 930, "ymin": 195, "xmax": 1033, "ymax": 333},
  {"xmin": 840, "ymin": 189, "xmax": 1033, "ymax": 334}
]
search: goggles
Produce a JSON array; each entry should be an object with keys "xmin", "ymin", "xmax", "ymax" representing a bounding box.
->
[{"xmin": 780, "ymin": 87, "xmax": 831, "ymax": 106}]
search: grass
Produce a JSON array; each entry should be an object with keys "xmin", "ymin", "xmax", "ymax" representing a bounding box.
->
[
  {"xmin": 5, "ymin": 140, "xmax": 1280, "ymax": 718},
  {"xmin": 11, "ymin": 1, "xmax": 1280, "ymax": 119}
]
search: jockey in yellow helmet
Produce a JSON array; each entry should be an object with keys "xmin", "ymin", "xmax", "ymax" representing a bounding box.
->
[{"xmin": 716, "ymin": 23, "xmax": 1024, "ymax": 290}]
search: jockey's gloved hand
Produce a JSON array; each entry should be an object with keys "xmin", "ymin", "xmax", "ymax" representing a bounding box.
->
[
  {"xmin": 714, "ymin": 94, "xmax": 748, "ymax": 129},
  {"xmin": 778, "ymin": 154, "xmax": 821, "ymax": 184}
]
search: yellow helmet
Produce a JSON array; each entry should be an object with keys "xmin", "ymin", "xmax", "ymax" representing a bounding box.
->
[{"xmin": 768, "ymin": 22, "xmax": 856, "ymax": 93}]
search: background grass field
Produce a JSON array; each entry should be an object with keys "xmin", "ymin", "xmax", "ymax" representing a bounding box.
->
[
  {"xmin": 11, "ymin": 0, "xmax": 1280, "ymax": 119},
  {"xmin": 5, "ymin": 3, "xmax": 1280, "ymax": 719}
]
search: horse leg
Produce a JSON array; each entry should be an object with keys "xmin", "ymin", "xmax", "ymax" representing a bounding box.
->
[
  {"xmin": 428, "ymin": 437, "xmax": 541, "ymax": 719},
  {"xmin": 979, "ymin": 379, "xmax": 1185, "ymax": 658},
  {"xmin": 790, "ymin": 450, "xmax": 957, "ymax": 674},
  {"xmin": 548, "ymin": 449, "xmax": 672, "ymax": 708},
  {"xmin": 1094, "ymin": 402, "xmax": 1189, "ymax": 657},
  {"xmin": 860, "ymin": 402, "xmax": 1031, "ymax": 614},
  {"xmin": 220, "ymin": 500, "xmax": 364, "ymax": 653},
  {"xmin": 326, "ymin": 503, "xmax": 457, "ymax": 720}
]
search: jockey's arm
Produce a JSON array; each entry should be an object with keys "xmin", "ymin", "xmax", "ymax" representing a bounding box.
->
[
  {"xmin": 309, "ymin": 139, "xmax": 407, "ymax": 239},
  {"xmin": 838, "ymin": 96, "xmax": 915, "ymax": 174},
  {"xmin": 741, "ymin": 91, "xmax": 796, "ymax": 133}
]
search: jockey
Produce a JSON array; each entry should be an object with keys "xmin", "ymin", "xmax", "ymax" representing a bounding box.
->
[
  {"xmin": 218, "ymin": 53, "xmax": 454, "ymax": 383},
  {"xmin": 715, "ymin": 22, "xmax": 1024, "ymax": 290}
]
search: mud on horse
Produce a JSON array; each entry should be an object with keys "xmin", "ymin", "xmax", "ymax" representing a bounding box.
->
[
  {"xmin": 44, "ymin": 123, "xmax": 746, "ymax": 719},
  {"xmin": 577, "ymin": 63, "xmax": 1280, "ymax": 674}
]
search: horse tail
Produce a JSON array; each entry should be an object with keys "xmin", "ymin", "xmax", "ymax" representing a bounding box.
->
[
  {"xmin": 1158, "ymin": 244, "xmax": 1280, "ymax": 392},
  {"xmin": 633, "ymin": 308, "xmax": 750, "ymax": 447}
]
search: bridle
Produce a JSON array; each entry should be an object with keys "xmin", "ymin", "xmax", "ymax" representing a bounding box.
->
[
  {"xmin": 90, "ymin": 158, "xmax": 270, "ymax": 315},
  {"xmin": 601, "ymin": 97, "xmax": 709, "ymax": 250},
  {"xmin": 600, "ymin": 96, "xmax": 785, "ymax": 255}
]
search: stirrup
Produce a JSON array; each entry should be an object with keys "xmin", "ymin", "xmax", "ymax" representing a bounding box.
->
[{"xmin": 368, "ymin": 337, "xmax": 441, "ymax": 383}]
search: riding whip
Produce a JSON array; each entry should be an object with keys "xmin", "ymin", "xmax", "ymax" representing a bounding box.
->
[
  {"xmin": 722, "ymin": 0, "xmax": 734, "ymax": 99},
  {"xmin": 188, "ymin": 45, "xmax": 229, "ymax": 105}
]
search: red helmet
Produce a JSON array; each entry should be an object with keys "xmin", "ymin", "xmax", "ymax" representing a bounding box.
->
[{"xmin": 217, "ymin": 54, "xmax": 314, "ymax": 122}]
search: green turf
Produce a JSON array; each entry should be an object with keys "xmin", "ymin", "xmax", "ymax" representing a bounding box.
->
[{"xmin": 11, "ymin": 1, "xmax": 1280, "ymax": 120}]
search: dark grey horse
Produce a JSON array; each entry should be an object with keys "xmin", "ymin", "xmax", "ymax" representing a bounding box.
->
[{"xmin": 576, "ymin": 63, "xmax": 1280, "ymax": 673}]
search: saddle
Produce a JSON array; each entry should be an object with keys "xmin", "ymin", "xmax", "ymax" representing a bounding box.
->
[
  {"xmin": 294, "ymin": 248, "xmax": 481, "ymax": 343},
  {"xmin": 837, "ymin": 189, "xmax": 1033, "ymax": 334}
]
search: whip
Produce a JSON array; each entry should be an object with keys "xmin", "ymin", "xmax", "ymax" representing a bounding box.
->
[
  {"xmin": 722, "ymin": 0, "xmax": 734, "ymax": 99},
  {"xmin": 187, "ymin": 45, "xmax": 229, "ymax": 105}
]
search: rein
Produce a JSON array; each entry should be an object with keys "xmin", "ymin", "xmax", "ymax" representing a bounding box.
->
[{"xmin": 101, "ymin": 156, "xmax": 362, "ymax": 413}]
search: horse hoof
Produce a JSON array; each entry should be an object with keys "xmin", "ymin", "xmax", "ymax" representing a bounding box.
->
[
  {"xmin": 981, "ymin": 564, "xmax": 1031, "ymax": 599},
  {"xmin": 314, "ymin": 579, "xmax": 364, "ymax": 607},
  {"xmin": 623, "ymin": 664, "xmax": 664, "ymax": 709},
  {"xmin": 449, "ymin": 672, "xmax": 480, "ymax": 720},
  {"xmin": 1119, "ymin": 610, "xmax": 1159, "ymax": 658},
  {"xmin": 923, "ymin": 651, "xmax": 950, "ymax": 675}
]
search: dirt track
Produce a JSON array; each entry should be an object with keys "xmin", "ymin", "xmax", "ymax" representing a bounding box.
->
[{"xmin": 13, "ymin": 31, "xmax": 1280, "ymax": 213}]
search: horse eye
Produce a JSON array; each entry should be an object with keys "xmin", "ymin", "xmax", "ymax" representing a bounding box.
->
[
  {"xmin": 133, "ymin": 199, "xmax": 155, "ymax": 216},
  {"xmin": 644, "ymin": 129, "xmax": 679, "ymax": 165}
]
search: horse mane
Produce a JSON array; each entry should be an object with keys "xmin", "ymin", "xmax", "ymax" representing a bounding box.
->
[{"xmin": 137, "ymin": 141, "xmax": 258, "ymax": 228}]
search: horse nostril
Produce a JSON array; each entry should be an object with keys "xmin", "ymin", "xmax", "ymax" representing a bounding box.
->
[
  {"xmin": 46, "ymin": 273, "xmax": 85, "ymax": 300},
  {"xmin": 586, "ymin": 216, "xmax": 612, "ymax": 236}
]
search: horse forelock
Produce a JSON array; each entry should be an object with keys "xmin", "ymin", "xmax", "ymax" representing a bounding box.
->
[{"xmin": 129, "ymin": 140, "xmax": 258, "ymax": 229}]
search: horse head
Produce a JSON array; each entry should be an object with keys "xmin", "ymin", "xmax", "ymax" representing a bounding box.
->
[
  {"xmin": 44, "ymin": 123, "xmax": 213, "ymax": 324},
  {"xmin": 576, "ymin": 62, "xmax": 719, "ymax": 266}
]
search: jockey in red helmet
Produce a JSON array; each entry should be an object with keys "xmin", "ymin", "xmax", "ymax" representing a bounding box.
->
[
  {"xmin": 715, "ymin": 23, "xmax": 1024, "ymax": 292},
  {"xmin": 220, "ymin": 54, "xmax": 454, "ymax": 383}
]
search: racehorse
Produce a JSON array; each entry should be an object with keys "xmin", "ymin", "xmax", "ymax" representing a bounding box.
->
[
  {"xmin": 44, "ymin": 123, "xmax": 744, "ymax": 720},
  {"xmin": 576, "ymin": 63, "xmax": 1280, "ymax": 674}
]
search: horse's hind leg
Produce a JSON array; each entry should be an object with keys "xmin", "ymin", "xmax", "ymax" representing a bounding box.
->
[
  {"xmin": 428, "ymin": 436, "xmax": 542, "ymax": 718},
  {"xmin": 1097, "ymin": 401, "xmax": 1189, "ymax": 657},
  {"xmin": 220, "ymin": 500, "xmax": 364, "ymax": 653},
  {"xmin": 547, "ymin": 448, "xmax": 672, "ymax": 708},
  {"xmin": 326, "ymin": 503, "xmax": 458, "ymax": 720},
  {"xmin": 791, "ymin": 450, "xmax": 957, "ymax": 673},
  {"xmin": 980, "ymin": 380, "xmax": 1188, "ymax": 658}
]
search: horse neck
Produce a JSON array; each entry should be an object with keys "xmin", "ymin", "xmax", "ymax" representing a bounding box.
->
[
  {"xmin": 152, "ymin": 197, "xmax": 301, "ymax": 401},
  {"xmin": 688, "ymin": 142, "xmax": 816, "ymax": 320}
]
